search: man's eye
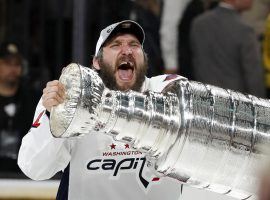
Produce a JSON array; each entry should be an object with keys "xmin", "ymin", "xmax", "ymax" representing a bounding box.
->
[
  {"xmin": 110, "ymin": 44, "xmax": 120, "ymax": 48},
  {"xmin": 130, "ymin": 43, "xmax": 140, "ymax": 47}
]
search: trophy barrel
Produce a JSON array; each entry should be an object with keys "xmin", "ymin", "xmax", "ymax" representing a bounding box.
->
[
  {"xmin": 157, "ymin": 79, "xmax": 270, "ymax": 199},
  {"xmin": 98, "ymin": 78, "xmax": 270, "ymax": 199}
]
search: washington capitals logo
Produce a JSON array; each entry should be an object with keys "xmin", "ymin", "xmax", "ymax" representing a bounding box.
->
[{"xmin": 86, "ymin": 143, "xmax": 160, "ymax": 190}]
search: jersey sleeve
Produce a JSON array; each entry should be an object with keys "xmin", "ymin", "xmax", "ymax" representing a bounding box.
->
[{"xmin": 18, "ymin": 98, "xmax": 72, "ymax": 180}]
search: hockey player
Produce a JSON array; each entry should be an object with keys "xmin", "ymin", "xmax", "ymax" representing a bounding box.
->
[{"xmin": 18, "ymin": 20, "xmax": 183, "ymax": 200}]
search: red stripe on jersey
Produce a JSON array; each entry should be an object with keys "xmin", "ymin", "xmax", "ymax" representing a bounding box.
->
[
  {"xmin": 32, "ymin": 110, "xmax": 45, "ymax": 128},
  {"xmin": 152, "ymin": 177, "xmax": 160, "ymax": 181}
]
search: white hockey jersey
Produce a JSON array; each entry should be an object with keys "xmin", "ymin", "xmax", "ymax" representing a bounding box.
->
[{"xmin": 18, "ymin": 74, "xmax": 183, "ymax": 200}]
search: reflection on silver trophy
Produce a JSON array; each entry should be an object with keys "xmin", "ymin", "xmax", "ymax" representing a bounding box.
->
[{"xmin": 50, "ymin": 63, "xmax": 270, "ymax": 200}]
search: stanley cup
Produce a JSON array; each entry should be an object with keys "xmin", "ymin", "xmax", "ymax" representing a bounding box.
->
[{"xmin": 50, "ymin": 63, "xmax": 270, "ymax": 199}]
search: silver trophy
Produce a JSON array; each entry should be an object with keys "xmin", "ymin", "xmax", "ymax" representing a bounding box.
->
[{"xmin": 50, "ymin": 63, "xmax": 270, "ymax": 199}]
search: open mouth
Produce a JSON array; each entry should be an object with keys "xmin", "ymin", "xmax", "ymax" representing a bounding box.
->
[{"xmin": 117, "ymin": 61, "xmax": 135, "ymax": 81}]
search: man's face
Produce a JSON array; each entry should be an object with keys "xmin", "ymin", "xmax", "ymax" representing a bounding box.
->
[
  {"xmin": 235, "ymin": 0, "xmax": 253, "ymax": 11},
  {"xmin": 0, "ymin": 58, "xmax": 22, "ymax": 87},
  {"xmin": 94, "ymin": 33, "xmax": 147, "ymax": 91}
]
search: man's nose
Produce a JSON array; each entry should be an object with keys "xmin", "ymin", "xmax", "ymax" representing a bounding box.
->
[{"xmin": 121, "ymin": 45, "xmax": 132, "ymax": 55}]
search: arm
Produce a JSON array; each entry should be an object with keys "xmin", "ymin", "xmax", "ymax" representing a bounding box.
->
[
  {"xmin": 240, "ymin": 27, "xmax": 266, "ymax": 98},
  {"xmin": 18, "ymin": 81, "xmax": 72, "ymax": 180}
]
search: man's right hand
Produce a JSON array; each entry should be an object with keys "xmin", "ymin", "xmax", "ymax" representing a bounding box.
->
[{"xmin": 42, "ymin": 80, "xmax": 65, "ymax": 112}]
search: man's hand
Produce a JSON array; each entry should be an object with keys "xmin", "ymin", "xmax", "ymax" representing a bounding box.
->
[{"xmin": 42, "ymin": 80, "xmax": 65, "ymax": 112}]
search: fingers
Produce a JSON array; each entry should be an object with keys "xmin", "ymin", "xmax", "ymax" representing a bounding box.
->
[
  {"xmin": 43, "ymin": 90, "xmax": 65, "ymax": 103},
  {"xmin": 43, "ymin": 85, "xmax": 65, "ymax": 98},
  {"xmin": 46, "ymin": 80, "xmax": 65, "ymax": 92},
  {"xmin": 42, "ymin": 80, "xmax": 66, "ymax": 112}
]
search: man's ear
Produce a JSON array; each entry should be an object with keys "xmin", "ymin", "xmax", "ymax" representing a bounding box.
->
[{"xmin": 92, "ymin": 57, "xmax": 101, "ymax": 70}]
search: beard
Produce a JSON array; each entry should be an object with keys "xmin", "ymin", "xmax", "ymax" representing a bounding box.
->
[{"xmin": 98, "ymin": 57, "xmax": 148, "ymax": 92}]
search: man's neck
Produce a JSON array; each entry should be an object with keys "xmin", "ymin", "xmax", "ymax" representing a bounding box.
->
[{"xmin": 0, "ymin": 83, "xmax": 18, "ymax": 97}]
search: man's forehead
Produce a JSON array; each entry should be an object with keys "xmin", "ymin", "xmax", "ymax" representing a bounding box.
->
[{"xmin": 104, "ymin": 33, "xmax": 141, "ymax": 45}]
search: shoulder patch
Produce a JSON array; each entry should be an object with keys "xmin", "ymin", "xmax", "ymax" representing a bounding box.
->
[{"xmin": 163, "ymin": 74, "xmax": 179, "ymax": 82}]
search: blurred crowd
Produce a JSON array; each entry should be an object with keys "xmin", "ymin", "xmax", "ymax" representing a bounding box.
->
[{"xmin": 1, "ymin": 0, "xmax": 270, "ymax": 198}]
